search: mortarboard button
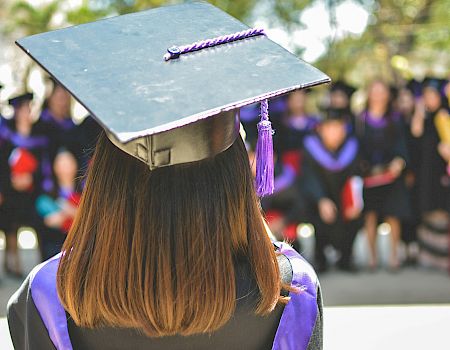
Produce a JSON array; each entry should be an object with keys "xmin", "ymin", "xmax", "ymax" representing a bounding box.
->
[{"xmin": 165, "ymin": 46, "xmax": 181, "ymax": 61}]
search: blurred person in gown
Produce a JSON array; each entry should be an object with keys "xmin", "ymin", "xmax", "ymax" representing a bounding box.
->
[
  {"xmin": 39, "ymin": 79, "xmax": 81, "ymax": 161},
  {"xmin": 275, "ymin": 89, "xmax": 318, "ymax": 174},
  {"xmin": 328, "ymin": 81, "xmax": 356, "ymax": 128},
  {"xmin": 0, "ymin": 93, "xmax": 52, "ymax": 276},
  {"xmin": 262, "ymin": 90, "xmax": 318, "ymax": 250},
  {"xmin": 356, "ymin": 80, "xmax": 411, "ymax": 271},
  {"xmin": 0, "ymin": 83, "xmax": 9, "ymax": 269},
  {"xmin": 302, "ymin": 107, "xmax": 363, "ymax": 272},
  {"xmin": 35, "ymin": 149, "xmax": 81, "ymax": 260},
  {"xmin": 411, "ymin": 77, "xmax": 450, "ymax": 270},
  {"xmin": 396, "ymin": 80, "xmax": 422, "ymax": 264}
]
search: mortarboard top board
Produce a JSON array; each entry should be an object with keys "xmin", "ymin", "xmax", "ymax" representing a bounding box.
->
[
  {"xmin": 8, "ymin": 92, "xmax": 34, "ymax": 108},
  {"xmin": 16, "ymin": 2, "xmax": 329, "ymax": 171}
]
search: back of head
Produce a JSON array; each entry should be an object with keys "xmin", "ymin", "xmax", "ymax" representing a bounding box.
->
[{"xmin": 57, "ymin": 132, "xmax": 281, "ymax": 337}]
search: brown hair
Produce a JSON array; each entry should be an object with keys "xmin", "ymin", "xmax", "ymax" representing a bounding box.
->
[{"xmin": 57, "ymin": 132, "xmax": 282, "ymax": 337}]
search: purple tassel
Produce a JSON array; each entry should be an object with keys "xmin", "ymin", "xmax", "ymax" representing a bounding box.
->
[{"xmin": 255, "ymin": 99, "xmax": 274, "ymax": 197}]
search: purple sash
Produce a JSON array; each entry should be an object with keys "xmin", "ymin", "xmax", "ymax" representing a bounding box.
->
[
  {"xmin": 30, "ymin": 253, "xmax": 73, "ymax": 350},
  {"xmin": 274, "ymin": 163, "xmax": 296, "ymax": 193},
  {"xmin": 304, "ymin": 134, "xmax": 358, "ymax": 172},
  {"xmin": 272, "ymin": 242, "xmax": 319, "ymax": 350},
  {"xmin": 40, "ymin": 109, "xmax": 76, "ymax": 131},
  {"xmin": 359, "ymin": 110, "xmax": 401, "ymax": 129},
  {"xmin": 0, "ymin": 123, "xmax": 49, "ymax": 149},
  {"xmin": 30, "ymin": 244, "xmax": 318, "ymax": 350}
]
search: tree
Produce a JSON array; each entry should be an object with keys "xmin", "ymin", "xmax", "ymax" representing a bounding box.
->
[
  {"xmin": 3, "ymin": 0, "xmax": 62, "ymax": 86},
  {"xmin": 316, "ymin": 0, "xmax": 450, "ymax": 86}
]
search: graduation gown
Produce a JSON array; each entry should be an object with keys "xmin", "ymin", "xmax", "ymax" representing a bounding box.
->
[
  {"xmin": 7, "ymin": 242, "xmax": 323, "ymax": 350},
  {"xmin": 356, "ymin": 111, "xmax": 411, "ymax": 219},
  {"xmin": 39, "ymin": 109, "xmax": 81, "ymax": 163},
  {"xmin": 417, "ymin": 110, "xmax": 449, "ymax": 213},
  {"xmin": 35, "ymin": 185, "xmax": 81, "ymax": 260},
  {"xmin": 76, "ymin": 116, "xmax": 102, "ymax": 174},
  {"xmin": 302, "ymin": 134, "xmax": 362, "ymax": 267},
  {"xmin": 0, "ymin": 117, "xmax": 52, "ymax": 230}
]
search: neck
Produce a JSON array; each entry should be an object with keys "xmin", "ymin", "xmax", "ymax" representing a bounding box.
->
[
  {"xmin": 59, "ymin": 178, "xmax": 75, "ymax": 189},
  {"xmin": 368, "ymin": 105, "xmax": 387, "ymax": 118},
  {"xmin": 16, "ymin": 121, "xmax": 31, "ymax": 136},
  {"xmin": 323, "ymin": 142, "xmax": 340, "ymax": 152},
  {"xmin": 50, "ymin": 108, "xmax": 66, "ymax": 121},
  {"xmin": 289, "ymin": 109, "xmax": 305, "ymax": 117}
]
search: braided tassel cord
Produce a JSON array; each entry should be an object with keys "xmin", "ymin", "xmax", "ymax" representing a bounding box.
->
[{"xmin": 164, "ymin": 28, "xmax": 265, "ymax": 61}]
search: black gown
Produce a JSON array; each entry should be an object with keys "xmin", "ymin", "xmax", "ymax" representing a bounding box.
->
[
  {"xmin": 0, "ymin": 117, "xmax": 52, "ymax": 233},
  {"xmin": 302, "ymin": 134, "xmax": 362, "ymax": 268},
  {"xmin": 401, "ymin": 112, "xmax": 421, "ymax": 244},
  {"xmin": 356, "ymin": 111, "xmax": 411, "ymax": 219},
  {"xmin": 266, "ymin": 113, "xmax": 319, "ymax": 222},
  {"xmin": 417, "ymin": 109, "xmax": 449, "ymax": 213},
  {"xmin": 76, "ymin": 115, "xmax": 102, "ymax": 174},
  {"xmin": 39, "ymin": 108, "xmax": 82, "ymax": 164},
  {"xmin": 8, "ymin": 245, "xmax": 323, "ymax": 350}
]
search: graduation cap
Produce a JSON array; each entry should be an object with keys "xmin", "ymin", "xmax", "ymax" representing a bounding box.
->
[
  {"xmin": 422, "ymin": 77, "xmax": 447, "ymax": 95},
  {"xmin": 16, "ymin": 2, "xmax": 329, "ymax": 196},
  {"xmin": 319, "ymin": 107, "xmax": 351, "ymax": 123},
  {"xmin": 8, "ymin": 92, "xmax": 34, "ymax": 108},
  {"xmin": 330, "ymin": 81, "xmax": 356, "ymax": 98},
  {"xmin": 405, "ymin": 79, "xmax": 422, "ymax": 98}
]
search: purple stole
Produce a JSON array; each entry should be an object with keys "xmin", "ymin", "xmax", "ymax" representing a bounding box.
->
[
  {"xmin": 30, "ymin": 243, "xmax": 318, "ymax": 350},
  {"xmin": 274, "ymin": 163, "xmax": 296, "ymax": 193},
  {"xmin": 304, "ymin": 134, "xmax": 358, "ymax": 172},
  {"xmin": 0, "ymin": 121, "xmax": 54, "ymax": 192},
  {"xmin": 29, "ymin": 253, "xmax": 72, "ymax": 350},
  {"xmin": 40, "ymin": 109, "xmax": 76, "ymax": 131}
]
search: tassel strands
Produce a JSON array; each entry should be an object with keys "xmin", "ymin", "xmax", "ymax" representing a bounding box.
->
[{"xmin": 255, "ymin": 99, "xmax": 274, "ymax": 197}]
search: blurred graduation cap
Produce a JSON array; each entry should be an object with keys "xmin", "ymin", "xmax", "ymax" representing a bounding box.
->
[
  {"xmin": 319, "ymin": 107, "xmax": 351, "ymax": 123},
  {"xmin": 405, "ymin": 79, "xmax": 422, "ymax": 98},
  {"xmin": 8, "ymin": 92, "xmax": 33, "ymax": 108},
  {"xmin": 330, "ymin": 81, "xmax": 356, "ymax": 98},
  {"xmin": 16, "ymin": 2, "xmax": 329, "ymax": 195},
  {"xmin": 422, "ymin": 77, "xmax": 447, "ymax": 95}
]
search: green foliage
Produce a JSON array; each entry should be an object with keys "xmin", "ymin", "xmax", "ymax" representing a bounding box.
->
[
  {"xmin": 6, "ymin": 0, "xmax": 60, "ymax": 35},
  {"xmin": 1, "ymin": 0, "xmax": 448, "ymax": 88},
  {"xmin": 67, "ymin": 5, "xmax": 109, "ymax": 25},
  {"xmin": 317, "ymin": 0, "xmax": 450, "ymax": 85},
  {"xmin": 273, "ymin": 0, "xmax": 311, "ymax": 27}
]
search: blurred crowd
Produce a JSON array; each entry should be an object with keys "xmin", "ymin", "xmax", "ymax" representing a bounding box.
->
[
  {"xmin": 242, "ymin": 77, "xmax": 450, "ymax": 273},
  {"xmin": 0, "ymin": 79, "xmax": 102, "ymax": 278},
  {"xmin": 0, "ymin": 75, "xmax": 449, "ymax": 279}
]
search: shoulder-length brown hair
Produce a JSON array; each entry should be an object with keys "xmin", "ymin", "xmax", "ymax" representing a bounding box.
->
[{"xmin": 57, "ymin": 132, "xmax": 282, "ymax": 337}]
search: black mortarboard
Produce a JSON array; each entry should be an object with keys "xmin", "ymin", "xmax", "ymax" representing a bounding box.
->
[
  {"xmin": 320, "ymin": 107, "xmax": 351, "ymax": 123},
  {"xmin": 330, "ymin": 81, "xmax": 356, "ymax": 98},
  {"xmin": 8, "ymin": 92, "xmax": 34, "ymax": 108},
  {"xmin": 422, "ymin": 77, "xmax": 447, "ymax": 96},
  {"xmin": 15, "ymin": 2, "xmax": 329, "ymax": 193},
  {"xmin": 405, "ymin": 79, "xmax": 422, "ymax": 97}
]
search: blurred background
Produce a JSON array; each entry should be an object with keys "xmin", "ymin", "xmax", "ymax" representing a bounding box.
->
[{"xmin": 0, "ymin": 0, "xmax": 450, "ymax": 348}]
